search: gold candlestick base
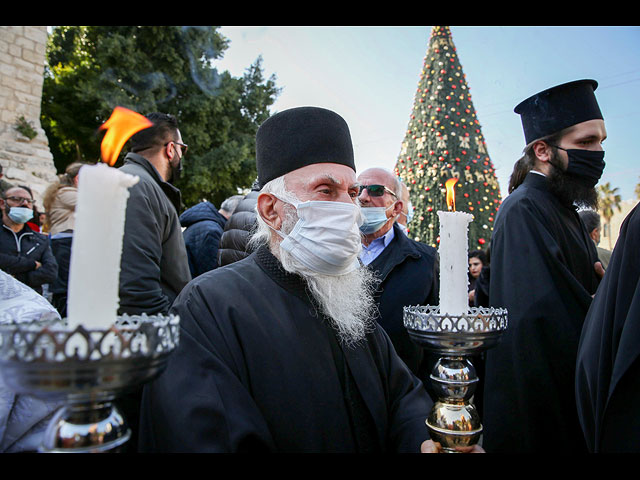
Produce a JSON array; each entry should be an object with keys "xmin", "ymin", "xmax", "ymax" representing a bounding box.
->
[{"xmin": 404, "ymin": 305, "xmax": 507, "ymax": 452}]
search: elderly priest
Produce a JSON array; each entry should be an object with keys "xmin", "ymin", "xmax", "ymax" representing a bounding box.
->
[{"xmin": 138, "ymin": 106, "xmax": 453, "ymax": 453}]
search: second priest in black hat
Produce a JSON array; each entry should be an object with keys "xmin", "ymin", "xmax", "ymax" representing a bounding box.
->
[
  {"xmin": 482, "ymin": 80, "xmax": 607, "ymax": 453},
  {"xmin": 139, "ymin": 106, "xmax": 446, "ymax": 453}
]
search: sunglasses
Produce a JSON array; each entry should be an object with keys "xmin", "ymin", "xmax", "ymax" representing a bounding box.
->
[
  {"xmin": 358, "ymin": 184, "xmax": 397, "ymax": 198},
  {"xmin": 165, "ymin": 141, "xmax": 189, "ymax": 156}
]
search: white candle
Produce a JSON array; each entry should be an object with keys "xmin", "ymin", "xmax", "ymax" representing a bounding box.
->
[
  {"xmin": 437, "ymin": 210, "xmax": 473, "ymax": 316},
  {"xmin": 66, "ymin": 163, "xmax": 139, "ymax": 329}
]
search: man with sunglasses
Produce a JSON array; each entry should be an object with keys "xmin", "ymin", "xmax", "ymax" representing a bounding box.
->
[
  {"xmin": 357, "ymin": 168, "xmax": 439, "ymax": 397},
  {"xmin": 0, "ymin": 186, "xmax": 58, "ymax": 296},
  {"xmin": 116, "ymin": 112, "xmax": 192, "ymax": 451}
]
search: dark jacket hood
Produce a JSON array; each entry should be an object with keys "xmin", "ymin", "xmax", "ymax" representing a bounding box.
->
[{"xmin": 180, "ymin": 201, "xmax": 227, "ymax": 228}]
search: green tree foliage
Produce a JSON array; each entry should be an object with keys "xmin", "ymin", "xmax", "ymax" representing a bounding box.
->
[
  {"xmin": 394, "ymin": 26, "xmax": 502, "ymax": 250},
  {"xmin": 41, "ymin": 26, "xmax": 280, "ymax": 208}
]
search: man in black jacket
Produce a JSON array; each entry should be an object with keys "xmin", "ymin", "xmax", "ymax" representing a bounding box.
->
[
  {"xmin": 117, "ymin": 112, "xmax": 191, "ymax": 316},
  {"xmin": 116, "ymin": 112, "xmax": 191, "ymax": 452},
  {"xmin": 0, "ymin": 186, "xmax": 57, "ymax": 295},
  {"xmin": 357, "ymin": 168, "xmax": 439, "ymax": 394}
]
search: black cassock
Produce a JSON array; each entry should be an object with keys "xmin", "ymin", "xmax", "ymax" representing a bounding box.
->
[
  {"xmin": 138, "ymin": 246, "xmax": 432, "ymax": 452},
  {"xmin": 483, "ymin": 172, "xmax": 600, "ymax": 453},
  {"xmin": 576, "ymin": 203, "xmax": 640, "ymax": 452}
]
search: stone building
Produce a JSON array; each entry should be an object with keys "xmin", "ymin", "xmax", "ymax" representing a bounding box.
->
[{"xmin": 0, "ymin": 26, "xmax": 57, "ymax": 204}]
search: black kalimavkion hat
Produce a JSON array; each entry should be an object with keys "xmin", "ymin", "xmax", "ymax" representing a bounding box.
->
[
  {"xmin": 255, "ymin": 106, "xmax": 356, "ymax": 187},
  {"xmin": 514, "ymin": 79, "xmax": 603, "ymax": 145}
]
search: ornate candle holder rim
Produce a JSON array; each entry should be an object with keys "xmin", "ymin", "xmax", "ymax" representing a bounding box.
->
[
  {"xmin": 403, "ymin": 305, "xmax": 508, "ymax": 333},
  {"xmin": 0, "ymin": 313, "xmax": 180, "ymax": 400},
  {"xmin": 403, "ymin": 305, "xmax": 508, "ymax": 356}
]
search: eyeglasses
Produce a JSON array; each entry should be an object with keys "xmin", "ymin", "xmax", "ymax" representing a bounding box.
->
[
  {"xmin": 358, "ymin": 184, "xmax": 397, "ymax": 198},
  {"xmin": 4, "ymin": 196, "xmax": 35, "ymax": 206},
  {"xmin": 165, "ymin": 141, "xmax": 188, "ymax": 157}
]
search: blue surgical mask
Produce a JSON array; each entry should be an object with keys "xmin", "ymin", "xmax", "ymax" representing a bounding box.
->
[
  {"xmin": 360, "ymin": 204, "xmax": 394, "ymax": 234},
  {"xmin": 405, "ymin": 200, "xmax": 414, "ymax": 223},
  {"xmin": 8, "ymin": 206, "xmax": 33, "ymax": 224}
]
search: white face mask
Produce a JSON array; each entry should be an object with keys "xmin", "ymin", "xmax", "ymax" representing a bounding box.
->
[{"xmin": 271, "ymin": 198, "xmax": 364, "ymax": 276}]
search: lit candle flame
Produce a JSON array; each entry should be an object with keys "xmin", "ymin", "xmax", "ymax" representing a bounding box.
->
[
  {"xmin": 99, "ymin": 107, "xmax": 153, "ymax": 166},
  {"xmin": 445, "ymin": 177, "xmax": 458, "ymax": 211}
]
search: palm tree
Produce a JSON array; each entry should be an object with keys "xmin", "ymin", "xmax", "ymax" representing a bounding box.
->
[
  {"xmin": 635, "ymin": 177, "xmax": 640, "ymax": 200},
  {"xmin": 598, "ymin": 182, "xmax": 622, "ymax": 249}
]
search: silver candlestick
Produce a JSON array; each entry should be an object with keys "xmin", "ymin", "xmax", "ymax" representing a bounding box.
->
[
  {"xmin": 404, "ymin": 305, "xmax": 507, "ymax": 452},
  {"xmin": 0, "ymin": 313, "xmax": 179, "ymax": 453}
]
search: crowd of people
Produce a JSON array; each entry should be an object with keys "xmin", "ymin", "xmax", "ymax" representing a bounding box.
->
[{"xmin": 1, "ymin": 77, "xmax": 638, "ymax": 454}]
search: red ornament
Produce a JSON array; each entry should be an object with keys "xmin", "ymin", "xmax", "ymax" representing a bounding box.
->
[{"xmin": 478, "ymin": 238, "xmax": 486, "ymax": 245}]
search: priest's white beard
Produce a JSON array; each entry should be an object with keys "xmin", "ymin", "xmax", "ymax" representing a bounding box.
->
[{"xmin": 250, "ymin": 179, "xmax": 378, "ymax": 346}]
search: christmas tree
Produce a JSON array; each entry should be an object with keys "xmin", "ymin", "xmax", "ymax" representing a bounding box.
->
[{"xmin": 395, "ymin": 26, "xmax": 502, "ymax": 249}]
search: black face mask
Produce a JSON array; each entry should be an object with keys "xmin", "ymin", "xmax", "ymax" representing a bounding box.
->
[{"xmin": 551, "ymin": 146, "xmax": 605, "ymax": 188}]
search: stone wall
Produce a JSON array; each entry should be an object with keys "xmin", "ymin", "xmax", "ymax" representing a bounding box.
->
[{"xmin": 0, "ymin": 26, "xmax": 57, "ymax": 205}]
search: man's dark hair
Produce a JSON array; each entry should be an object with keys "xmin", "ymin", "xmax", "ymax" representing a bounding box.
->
[
  {"xmin": 522, "ymin": 129, "xmax": 566, "ymax": 169},
  {"xmin": 508, "ymin": 156, "xmax": 531, "ymax": 194},
  {"xmin": 578, "ymin": 209, "xmax": 601, "ymax": 234},
  {"xmin": 129, "ymin": 112, "xmax": 179, "ymax": 154}
]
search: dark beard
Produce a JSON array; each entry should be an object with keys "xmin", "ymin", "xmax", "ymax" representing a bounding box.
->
[{"xmin": 547, "ymin": 151, "xmax": 599, "ymax": 210}]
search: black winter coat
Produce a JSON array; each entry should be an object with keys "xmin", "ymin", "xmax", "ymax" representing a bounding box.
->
[
  {"xmin": 217, "ymin": 190, "xmax": 259, "ymax": 267},
  {"xmin": 0, "ymin": 223, "xmax": 58, "ymax": 294},
  {"xmin": 117, "ymin": 153, "xmax": 191, "ymax": 316}
]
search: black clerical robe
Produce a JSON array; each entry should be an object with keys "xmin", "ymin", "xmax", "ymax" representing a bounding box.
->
[
  {"xmin": 576, "ymin": 203, "xmax": 640, "ymax": 453},
  {"xmin": 483, "ymin": 172, "xmax": 600, "ymax": 453},
  {"xmin": 138, "ymin": 246, "xmax": 433, "ymax": 453}
]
